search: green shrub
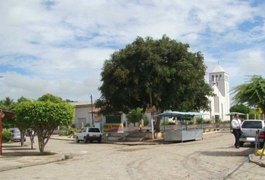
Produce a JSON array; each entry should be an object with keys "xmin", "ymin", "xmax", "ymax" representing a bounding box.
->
[
  {"xmin": 59, "ymin": 127, "xmax": 77, "ymax": 137},
  {"xmin": 2, "ymin": 128, "xmax": 12, "ymax": 142},
  {"xmin": 143, "ymin": 116, "xmax": 149, "ymax": 126}
]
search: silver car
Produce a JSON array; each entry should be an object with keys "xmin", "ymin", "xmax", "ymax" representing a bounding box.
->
[
  {"xmin": 9, "ymin": 128, "xmax": 26, "ymax": 142},
  {"xmin": 239, "ymin": 120, "xmax": 265, "ymax": 147}
]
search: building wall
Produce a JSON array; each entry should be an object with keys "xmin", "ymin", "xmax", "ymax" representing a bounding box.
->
[{"xmin": 71, "ymin": 102, "xmax": 93, "ymax": 129}]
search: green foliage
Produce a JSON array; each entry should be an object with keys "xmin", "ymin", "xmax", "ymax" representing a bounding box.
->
[
  {"xmin": 38, "ymin": 93, "xmax": 63, "ymax": 103},
  {"xmin": 196, "ymin": 118, "xmax": 211, "ymax": 124},
  {"xmin": 59, "ymin": 127, "xmax": 77, "ymax": 137},
  {"xmin": 84, "ymin": 123, "xmax": 90, "ymax": 127},
  {"xmin": 15, "ymin": 100, "xmax": 74, "ymax": 153},
  {"xmin": 143, "ymin": 115, "xmax": 149, "ymax": 126},
  {"xmin": 233, "ymin": 75, "xmax": 265, "ymax": 114},
  {"xmin": 127, "ymin": 108, "xmax": 144, "ymax": 126},
  {"xmin": 2, "ymin": 128, "xmax": 12, "ymax": 142},
  {"xmin": 0, "ymin": 97, "xmax": 14, "ymax": 107},
  {"xmin": 230, "ymin": 104, "xmax": 251, "ymax": 114},
  {"xmin": 0, "ymin": 98, "xmax": 16, "ymax": 129},
  {"xmin": 17, "ymin": 96, "xmax": 31, "ymax": 103},
  {"xmin": 99, "ymin": 35, "xmax": 212, "ymax": 113}
]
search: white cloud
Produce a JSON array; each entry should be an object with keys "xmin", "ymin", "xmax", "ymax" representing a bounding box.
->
[{"xmin": 0, "ymin": 0, "xmax": 264, "ymax": 102}]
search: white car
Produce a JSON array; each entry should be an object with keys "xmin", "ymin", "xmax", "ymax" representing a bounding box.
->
[{"xmin": 75, "ymin": 127, "xmax": 102, "ymax": 143}]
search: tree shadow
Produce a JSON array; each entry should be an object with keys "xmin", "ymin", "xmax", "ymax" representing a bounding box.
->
[
  {"xmin": 200, "ymin": 148, "xmax": 253, "ymax": 157},
  {"xmin": 1, "ymin": 151, "xmax": 56, "ymax": 157}
]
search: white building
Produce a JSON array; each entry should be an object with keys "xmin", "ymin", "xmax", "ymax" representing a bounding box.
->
[
  {"xmin": 207, "ymin": 65, "xmax": 230, "ymax": 121},
  {"xmin": 71, "ymin": 102, "xmax": 94, "ymax": 128}
]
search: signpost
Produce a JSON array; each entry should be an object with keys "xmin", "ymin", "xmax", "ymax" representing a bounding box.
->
[{"xmin": 0, "ymin": 110, "xmax": 5, "ymax": 155}]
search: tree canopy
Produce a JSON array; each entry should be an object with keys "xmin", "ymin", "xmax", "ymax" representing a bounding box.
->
[
  {"xmin": 99, "ymin": 36, "xmax": 213, "ymax": 113},
  {"xmin": 38, "ymin": 93, "xmax": 63, "ymax": 103},
  {"xmin": 230, "ymin": 104, "xmax": 251, "ymax": 115},
  {"xmin": 232, "ymin": 75, "xmax": 265, "ymax": 115},
  {"xmin": 126, "ymin": 108, "xmax": 145, "ymax": 126},
  {"xmin": 15, "ymin": 100, "xmax": 74, "ymax": 153}
]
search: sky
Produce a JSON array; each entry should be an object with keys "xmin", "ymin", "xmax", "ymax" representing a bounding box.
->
[{"xmin": 0, "ymin": 0, "xmax": 265, "ymax": 102}]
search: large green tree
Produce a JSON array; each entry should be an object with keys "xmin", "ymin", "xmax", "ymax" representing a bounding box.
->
[
  {"xmin": 230, "ymin": 104, "xmax": 251, "ymax": 115},
  {"xmin": 232, "ymin": 75, "xmax": 265, "ymax": 117},
  {"xmin": 15, "ymin": 100, "xmax": 74, "ymax": 153},
  {"xmin": 99, "ymin": 36, "xmax": 213, "ymax": 113}
]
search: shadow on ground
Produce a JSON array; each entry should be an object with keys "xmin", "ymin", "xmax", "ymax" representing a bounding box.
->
[{"xmin": 200, "ymin": 148, "xmax": 253, "ymax": 157}]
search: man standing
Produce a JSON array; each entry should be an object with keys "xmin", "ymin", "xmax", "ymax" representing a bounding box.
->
[{"xmin": 231, "ymin": 114, "xmax": 242, "ymax": 148}]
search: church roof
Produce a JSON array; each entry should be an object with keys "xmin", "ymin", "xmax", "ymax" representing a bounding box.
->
[{"xmin": 212, "ymin": 65, "xmax": 225, "ymax": 73}]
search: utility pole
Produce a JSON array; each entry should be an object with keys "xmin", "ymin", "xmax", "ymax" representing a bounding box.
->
[{"xmin": 90, "ymin": 94, "xmax": 94, "ymax": 127}]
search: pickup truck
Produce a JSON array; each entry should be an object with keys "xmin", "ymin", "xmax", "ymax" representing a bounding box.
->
[
  {"xmin": 75, "ymin": 127, "xmax": 102, "ymax": 143},
  {"xmin": 239, "ymin": 119, "xmax": 265, "ymax": 148}
]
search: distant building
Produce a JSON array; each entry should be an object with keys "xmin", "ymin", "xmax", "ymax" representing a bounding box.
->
[
  {"xmin": 208, "ymin": 65, "xmax": 230, "ymax": 121},
  {"xmin": 71, "ymin": 102, "xmax": 103, "ymax": 129}
]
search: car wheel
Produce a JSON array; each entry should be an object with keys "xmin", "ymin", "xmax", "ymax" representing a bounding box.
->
[
  {"xmin": 258, "ymin": 142, "xmax": 264, "ymax": 149},
  {"xmin": 84, "ymin": 137, "xmax": 88, "ymax": 143},
  {"xmin": 76, "ymin": 137, "xmax": 80, "ymax": 143}
]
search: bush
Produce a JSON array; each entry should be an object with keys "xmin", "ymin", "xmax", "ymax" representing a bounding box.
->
[
  {"xmin": 2, "ymin": 128, "xmax": 12, "ymax": 142},
  {"xmin": 59, "ymin": 127, "xmax": 78, "ymax": 137},
  {"xmin": 143, "ymin": 116, "xmax": 149, "ymax": 126},
  {"xmin": 196, "ymin": 118, "xmax": 211, "ymax": 124}
]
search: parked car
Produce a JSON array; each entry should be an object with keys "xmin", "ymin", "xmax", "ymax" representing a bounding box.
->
[
  {"xmin": 239, "ymin": 119, "xmax": 265, "ymax": 148},
  {"xmin": 9, "ymin": 128, "xmax": 26, "ymax": 142},
  {"xmin": 75, "ymin": 127, "xmax": 102, "ymax": 143}
]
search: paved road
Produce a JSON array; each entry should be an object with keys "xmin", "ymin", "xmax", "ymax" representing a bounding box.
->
[{"xmin": 0, "ymin": 131, "xmax": 264, "ymax": 180}]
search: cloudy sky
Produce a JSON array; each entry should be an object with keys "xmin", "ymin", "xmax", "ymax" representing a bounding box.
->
[{"xmin": 0, "ymin": 0, "xmax": 265, "ymax": 102}]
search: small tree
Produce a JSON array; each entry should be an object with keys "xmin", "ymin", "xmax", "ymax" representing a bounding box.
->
[
  {"xmin": 233, "ymin": 75, "xmax": 265, "ymax": 119},
  {"xmin": 127, "ymin": 108, "xmax": 144, "ymax": 127},
  {"xmin": 16, "ymin": 101, "xmax": 74, "ymax": 153}
]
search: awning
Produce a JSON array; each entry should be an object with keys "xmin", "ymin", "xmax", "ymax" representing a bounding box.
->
[
  {"xmin": 157, "ymin": 111, "xmax": 208, "ymax": 117},
  {"xmin": 226, "ymin": 112, "xmax": 246, "ymax": 116}
]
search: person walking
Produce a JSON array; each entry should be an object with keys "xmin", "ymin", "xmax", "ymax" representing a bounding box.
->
[{"xmin": 231, "ymin": 114, "xmax": 242, "ymax": 148}]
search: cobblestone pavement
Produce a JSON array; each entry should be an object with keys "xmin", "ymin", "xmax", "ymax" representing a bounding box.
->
[{"xmin": 0, "ymin": 131, "xmax": 265, "ymax": 180}]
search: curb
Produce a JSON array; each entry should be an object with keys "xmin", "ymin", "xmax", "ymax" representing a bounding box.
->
[
  {"xmin": 50, "ymin": 136, "xmax": 75, "ymax": 141},
  {"xmin": 248, "ymin": 154, "xmax": 265, "ymax": 167},
  {"xmin": 0, "ymin": 153, "xmax": 71, "ymax": 172}
]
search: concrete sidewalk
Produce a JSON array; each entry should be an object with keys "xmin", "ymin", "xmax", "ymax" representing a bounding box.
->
[
  {"xmin": 249, "ymin": 153, "xmax": 265, "ymax": 167},
  {"xmin": 0, "ymin": 142, "xmax": 68, "ymax": 172}
]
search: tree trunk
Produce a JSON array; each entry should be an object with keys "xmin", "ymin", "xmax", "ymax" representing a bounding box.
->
[
  {"xmin": 38, "ymin": 135, "xmax": 45, "ymax": 153},
  {"xmin": 30, "ymin": 132, "xmax": 35, "ymax": 150},
  {"xmin": 155, "ymin": 117, "xmax": 161, "ymax": 132},
  {"xmin": 20, "ymin": 131, "xmax": 25, "ymax": 147}
]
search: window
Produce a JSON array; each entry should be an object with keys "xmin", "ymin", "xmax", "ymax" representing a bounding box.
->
[
  {"xmin": 89, "ymin": 128, "xmax": 100, "ymax": 132},
  {"xmin": 242, "ymin": 121, "xmax": 262, "ymax": 129}
]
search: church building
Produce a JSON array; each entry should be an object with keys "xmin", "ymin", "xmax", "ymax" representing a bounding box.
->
[{"xmin": 207, "ymin": 65, "xmax": 230, "ymax": 121}]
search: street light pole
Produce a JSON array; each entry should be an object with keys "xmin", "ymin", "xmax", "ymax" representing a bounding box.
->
[{"xmin": 90, "ymin": 94, "xmax": 94, "ymax": 127}]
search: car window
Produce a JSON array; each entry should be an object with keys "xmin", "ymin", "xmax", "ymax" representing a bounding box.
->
[
  {"xmin": 242, "ymin": 121, "xmax": 262, "ymax": 129},
  {"xmin": 88, "ymin": 128, "xmax": 100, "ymax": 132}
]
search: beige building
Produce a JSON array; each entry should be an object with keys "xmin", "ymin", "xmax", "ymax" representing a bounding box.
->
[{"xmin": 71, "ymin": 102, "xmax": 102, "ymax": 129}]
